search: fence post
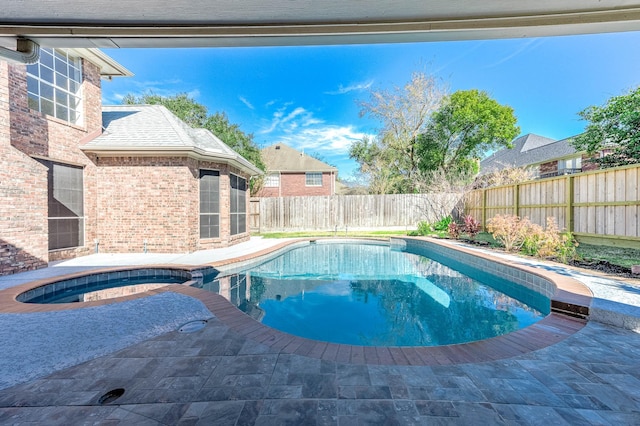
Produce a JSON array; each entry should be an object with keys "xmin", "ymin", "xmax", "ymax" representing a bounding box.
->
[
  {"xmin": 481, "ymin": 189, "xmax": 487, "ymax": 229},
  {"xmin": 513, "ymin": 183, "xmax": 520, "ymax": 217},
  {"xmin": 565, "ymin": 175, "xmax": 574, "ymax": 232}
]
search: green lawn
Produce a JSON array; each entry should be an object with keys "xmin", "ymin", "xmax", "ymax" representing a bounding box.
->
[{"xmin": 576, "ymin": 243, "xmax": 640, "ymax": 269}]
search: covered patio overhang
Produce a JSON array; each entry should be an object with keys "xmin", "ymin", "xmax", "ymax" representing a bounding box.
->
[{"xmin": 1, "ymin": 1, "xmax": 640, "ymax": 50}]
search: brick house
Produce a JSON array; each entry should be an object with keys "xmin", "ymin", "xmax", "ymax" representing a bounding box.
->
[
  {"xmin": 480, "ymin": 133, "xmax": 599, "ymax": 179},
  {"xmin": 1, "ymin": 48, "xmax": 260, "ymax": 276},
  {"xmin": 257, "ymin": 143, "xmax": 338, "ymax": 197},
  {"xmin": 84, "ymin": 105, "xmax": 261, "ymax": 253}
]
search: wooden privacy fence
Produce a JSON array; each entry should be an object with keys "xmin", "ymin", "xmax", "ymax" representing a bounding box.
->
[
  {"xmin": 465, "ymin": 163, "xmax": 640, "ymax": 247},
  {"xmin": 250, "ymin": 193, "xmax": 460, "ymax": 233}
]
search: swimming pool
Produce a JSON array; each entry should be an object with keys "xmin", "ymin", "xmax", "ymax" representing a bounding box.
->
[
  {"xmin": 17, "ymin": 268, "xmax": 195, "ymax": 304},
  {"xmin": 198, "ymin": 240, "xmax": 551, "ymax": 346}
]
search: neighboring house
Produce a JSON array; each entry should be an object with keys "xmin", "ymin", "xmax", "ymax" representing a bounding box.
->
[
  {"xmin": 480, "ymin": 133, "xmax": 598, "ymax": 179},
  {"xmin": 257, "ymin": 143, "xmax": 338, "ymax": 197},
  {"xmin": 1, "ymin": 48, "xmax": 260, "ymax": 276}
]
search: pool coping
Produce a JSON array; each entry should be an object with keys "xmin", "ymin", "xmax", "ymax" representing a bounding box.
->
[{"xmin": 0, "ymin": 237, "xmax": 593, "ymax": 365}]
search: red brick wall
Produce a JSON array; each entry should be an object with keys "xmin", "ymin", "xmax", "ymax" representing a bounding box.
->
[
  {"xmin": 257, "ymin": 172, "xmax": 334, "ymax": 197},
  {"xmin": 539, "ymin": 161, "xmax": 558, "ymax": 175},
  {"xmin": 94, "ymin": 157, "xmax": 249, "ymax": 253},
  {"xmin": 581, "ymin": 153, "xmax": 599, "ymax": 172},
  {"xmin": 0, "ymin": 57, "xmax": 102, "ymax": 275}
]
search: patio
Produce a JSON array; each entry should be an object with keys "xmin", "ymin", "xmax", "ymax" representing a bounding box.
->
[{"xmin": 0, "ymin": 237, "xmax": 639, "ymax": 424}]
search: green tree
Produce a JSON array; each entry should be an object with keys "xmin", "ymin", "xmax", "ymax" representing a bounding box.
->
[
  {"xmin": 351, "ymin": 72, "xmax": 448, "ymax": 193},
  {"xmin": 122, "ymin": 92, "xmax": 207, "ymax": 127},
  {"xmin": 123, "ymin": 92, "xmax": 266, "ymax": 172},
  {"xmin": 416, "ymin": 89, "xmax": 520, "ymax": 177},
  {"xmin": 570, "ymin": 86, "xmax": 640, "ymax": 168}
]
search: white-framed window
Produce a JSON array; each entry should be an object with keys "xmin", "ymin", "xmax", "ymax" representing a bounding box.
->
[
  {"xmin": 199, "ymin": 170, "xmax": 220, "ymax": 239},
  {"xmin": 230, "ymin": 174, "xmax": 247, "ymax": 236},
  {"xmin": 305, "ymin": 172, "xmax": 323, "ymax": 186},
  {"xmin": 561, "ymin": 157, "xmax": 582, "ymax": 170},
  {"xmin": 26, "ymin": 48, "xmax": 83, "ymax": 124},
  {"xmin": 264, "ymin": 173, "xmax": 280, "ymax": 187}
]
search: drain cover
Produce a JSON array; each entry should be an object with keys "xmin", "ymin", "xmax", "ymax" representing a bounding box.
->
[
  {"xmin": 178, "ymin": 319, "xmax": 207, "ymax": 333},
  {"xmin": 99, "ymin": 388, "xmax": 125, "ymax": 405}
]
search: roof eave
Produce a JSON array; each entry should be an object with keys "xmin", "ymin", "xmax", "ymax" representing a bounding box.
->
[
  {"xmin": 81, "ymin": 145, "xmax": 263, "ymax": 175},
  {"xmin": 68, "ymin": 47, "xmax": 133, "ymax": 78}
]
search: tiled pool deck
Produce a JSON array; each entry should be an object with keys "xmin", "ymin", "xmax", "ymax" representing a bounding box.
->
[{"xmin": 0, "ymin": 237, "xmax": 639, "ymax": 425}]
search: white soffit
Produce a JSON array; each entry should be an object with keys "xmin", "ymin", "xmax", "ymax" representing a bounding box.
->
[{"xmin": 1, "ymin": 1, "xmax": 640, "ymax": 48}]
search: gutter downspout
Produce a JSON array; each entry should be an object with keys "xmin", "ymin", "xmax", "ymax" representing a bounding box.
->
[{"xmin": 0, "ymin": 39, "xmax": 40, "ymax": 65}]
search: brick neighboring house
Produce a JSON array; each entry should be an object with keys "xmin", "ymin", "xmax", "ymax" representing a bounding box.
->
[
  {"xmin": 1, "ymin": 48, "xmax": 260, "ymax": 276},
  {"xmin": 257, "ymin": 143, "xmax": 338, "ymax": 197},
  {"xmin": 480, "ymin": 133, "xmax": 599, "ymax": 179}
]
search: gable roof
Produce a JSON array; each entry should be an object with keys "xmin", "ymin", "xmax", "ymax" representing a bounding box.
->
[
  {"xmin": 480, "ymin": 133, "xmax": 580, "ymax": 174},
  {"xmin": 82, "ymin": 105, "xmax": 262, "ymax": 175},
  {"xmin": 261, "ymin": 143, "xmax": 337, "ymax": 173}
]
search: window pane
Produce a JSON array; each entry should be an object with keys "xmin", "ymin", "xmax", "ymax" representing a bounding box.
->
[
  {"xmin": 200, "ymin": 214, "xmax": 219, "ymax": 238},
  {"xmin": 55, "ymin": 73, "xmax": 68, "ymax": 91},
  {"xmin": 199, "ymin": 170, "xmax": 220, "ymax": 218},
  {"xmin": 306, "ymin": 172, "xmax": 322, "ymax": 186},
  {"xmin": 26, "ymin": 63, "xmax": 39, "ymax": 77},
  {"xmin": 238, "ymin": 214, "xmax": 246, "ymax": 234},
  {"xmin": 27, "ymin": 95, "xmax": 39, "ymax": 110},
  {"xmin": 231, "ymin": 215, "xmax": 238, "ymax": 236},
  {"xmin": 55, "ymin": 58, "xmax": 68, "ymax": 76},
  {"xmin": 27, "ymin": 77, "xmax": 39, "ymax": 95},
  {"xmin": 40, "ymin": 66, "xmax": 54, "ymax": 84},
  {"xmin": 56, "ymin": 105, "xmax": 69, "ymax": 121},
  {"xmin": 41, "ymin": 99, "xmax": 55, "ymax": 116},
  {"xmin": 40, "ymin": 160, "xmax": 84, "ymax": 250},
  {"xmin": 40, "ymin": 49, "xmax": 54, "ymax": 69},
  {"xmin": 265, "ymin": 173, "xmax": 279, "ymax": 187},
  {"xmin": 69, "ymin": 79, "xmax": 79, "ymax": 93},
  {"xmin": 40, "ymin": 83, "xmax": 54, "ymax": 101}
]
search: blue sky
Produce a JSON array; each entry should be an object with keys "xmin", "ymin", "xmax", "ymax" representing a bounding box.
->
[{"xmin": 101, "ymin": 31, "xmax": 640, "ymax": 179}]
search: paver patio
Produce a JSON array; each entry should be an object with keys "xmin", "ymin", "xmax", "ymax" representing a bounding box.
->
[{"xmin": 0, "ymin": 237, "xmax": 639, "ymax": 425}]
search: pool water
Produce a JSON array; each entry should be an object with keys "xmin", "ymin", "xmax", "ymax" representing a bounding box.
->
[
  {"xmin": 18, "ymin": 269, "xmax": 192, "ymax": 304},
  {"xmin": 200, "ymin": 241, "xmax": 550, "ymax": 347}
]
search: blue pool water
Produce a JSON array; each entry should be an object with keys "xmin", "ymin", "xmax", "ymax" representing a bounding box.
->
[{"xmin": 200, "ymin": 241, "xmax": 550, "ymax": 347}]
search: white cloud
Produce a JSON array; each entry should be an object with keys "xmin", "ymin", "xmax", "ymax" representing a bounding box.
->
[
  {"xmin": 239, "ymin": 96, "xmax": 255, "ymax": 110},
  {"xmin": 273, "ymin": 124, "xmax": 374, "ymax": 155},
  {"xmin": 260, "ymin": 104, "xmax": 320, "ymax": 134},
  {"xmin": 258, "ymin": 102, "xmax": 374, "ymax": 164},
  {"xmin": 484, "ymin": 39, "xmax": 544, "ymax": 68},
  {"xmin": 325, "ymin": 80, "xmax": 374, "ymax": 95}
]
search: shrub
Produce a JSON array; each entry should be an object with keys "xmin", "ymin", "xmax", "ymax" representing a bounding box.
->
[
  {"xmin": 416, "ymin": 221, "xmax": 432, "ymax": 236},
  {"xmin": 462, "ymin": 215, "xmax": 481, "ymax": 240},
  {"xmin": 521, "ymin": 226, "xmax": 544, "ymax": 256},
  {"xmin": 555, "ymin": 231, "xmax": 579, "ymax": 264},
  {"xmin": 535, "ymin": 218, "xmax": 578, "ymax": 263},
  {"xmin": 486, "ymin": 214, "xmax": 534, "ymax": 252},
  {"xmin": 448, "ymin": 222, "xmax": 461, "ymax": 239},
  {"xmin": 488, "ymin": 215, "xmax": 579, "ymax": 263},
  {"xmin": 433, "ymin": 216, "xmax": 453, "ymax": 232}
]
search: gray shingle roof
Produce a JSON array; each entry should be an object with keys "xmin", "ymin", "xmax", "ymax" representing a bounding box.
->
[
  {"xmin": 480, "ymin": 133, "xmax": 580, "ymax": 174},
  {"xmin": 83, "ymin": 105, "xmax": 261, "ymax": 175},
  {"xmin": 261, "ymin": 143, "xmax": 337, "ymax": 173}
]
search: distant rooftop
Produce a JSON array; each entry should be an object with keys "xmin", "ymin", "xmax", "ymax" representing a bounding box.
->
[
  {"xmin": 480, "ymin": 133, "xmax": 580, "ymax": 174},
  {"xmin": 261, "ymin": 143, "xmax": 338, "ymax": 173}
]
